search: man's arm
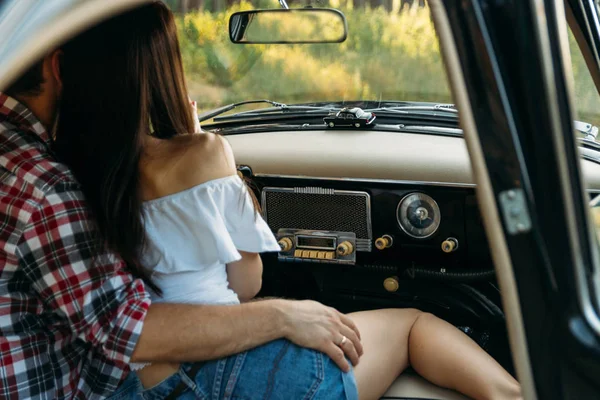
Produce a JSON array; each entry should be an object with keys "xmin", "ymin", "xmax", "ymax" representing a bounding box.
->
[
  {"xmin": 226, "ymin": 251, "xmax": 262, "ymax": 302},
  {"xmin": 20, "ymin": 183, "xmax": 362, "ymax": 372},
  {"xmin": 18, "ymin": 184, "xmax": 151, "ymax": 366},
  {"xmin": 133, "ymin": 299, "xmax": 363, "ymax": 372},
  {"xmin": 132, "ymin": 301, "xmax": 281, "ymax": 362}
]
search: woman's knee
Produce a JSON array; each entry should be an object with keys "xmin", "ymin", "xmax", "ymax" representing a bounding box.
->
[
  {"xmin": 388, "ymin": 307, "xmax": 426, "ymax": 324},
  {"xmin": 349, "ymin": 308, "xmax": 434, "ymax": 341},
  {"xmin": 412, "ymin": 311, "xmax": 437, "ymax": 324},
  {"xmin": 405, "ymin": 310, "xmax": 438, "ymax": 337}
]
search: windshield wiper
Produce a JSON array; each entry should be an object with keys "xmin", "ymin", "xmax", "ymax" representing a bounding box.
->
[
  {"xmin": 365, "ymin": 104, "xmax": 458, "ymax": 116},
  {"xmin": 201, "ymin": 101, "xmax": 460, "ymax": 129},
  {"xmin": 198, "ymin": 99, "xmax": 288, "ymax": 123},
  {"xmin": 198, "ymin": 99, "xmax": 339, "ymax": 123}
]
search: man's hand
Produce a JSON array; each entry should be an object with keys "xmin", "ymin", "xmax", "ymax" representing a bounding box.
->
[
  {"xmin": 132, "ymin": 299, "xmax": 362, "ymax": 371},
  {"xmin": 279, "ymin": 300, "xmax": 363, "ymax": 372}
]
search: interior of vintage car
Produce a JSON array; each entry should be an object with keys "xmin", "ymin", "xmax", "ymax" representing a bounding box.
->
[
  {"xmin": 190, "ymin": 1, "xmax": 600, "ymax": 399},
  {"xmin": 4, "ymin": 0, "xmax": 600, "ymax": 399},
  {"xmin": 196, "ymin": 2, "xmax": 600, "ymax": 399}
]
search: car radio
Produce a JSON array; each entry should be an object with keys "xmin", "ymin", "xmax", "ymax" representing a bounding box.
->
[{"xmin": 276, "ymin": 228, "xmax": 357, "ymax": 264}]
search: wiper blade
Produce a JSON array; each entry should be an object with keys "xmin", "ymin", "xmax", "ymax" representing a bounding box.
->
[
  {"xmin": 212, "ymin": 106, "xmax": 337, "ymax": 123},
  {"xmin": 365, "ymin": 104, "xmax": 458, "ymax": 115},
  {"xmin": 216, "ymin": 106, "xmax": 334, "ymax": 118},
  {"xmin": 198, "ymin": 99, "xmax": 288, "ymax": 123}
]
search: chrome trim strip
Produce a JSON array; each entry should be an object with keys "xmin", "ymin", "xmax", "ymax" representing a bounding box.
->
[
  {"xmin": 293, "ymin": 187, "xmax": 335, "ymax": 195},
  {"xmin": 356, "ymin": 238, "xmax": 372, "ymax": 252},
  {"xmin": 256, "ymin": 173, "xmax": 600, "ymax": 193},
  {"xmin": 260, "ymin": 188, "xmax": 269, "ymax": 222},
  {"xmin": 255, "ymin": 173, "xmax": 476, "ymax": 188},
  {"xmin": 278, "ymin": 256, "xmax": 354, "ymax": 265}
]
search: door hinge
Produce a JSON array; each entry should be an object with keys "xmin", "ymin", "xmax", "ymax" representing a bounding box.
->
[{"xmin": 498, "ymin": 188, "xmax": 532, "ymax": 235}]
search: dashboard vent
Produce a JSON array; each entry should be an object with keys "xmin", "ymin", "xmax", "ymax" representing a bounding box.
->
[{"xmin": 261, "ymin": 187, "xmax": 372, "ymax": 251}]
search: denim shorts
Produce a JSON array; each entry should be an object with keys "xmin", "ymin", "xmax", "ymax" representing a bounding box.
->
[{"xmin": 108, "ymin": 339, "xmax": 358, "ymax": 400}]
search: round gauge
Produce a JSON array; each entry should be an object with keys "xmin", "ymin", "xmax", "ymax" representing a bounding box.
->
[{"xmin": 396, "ymin": 193, "xmax": 441, "ymax": 239}]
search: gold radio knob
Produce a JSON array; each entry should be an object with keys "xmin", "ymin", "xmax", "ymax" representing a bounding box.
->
[
  {"xmin": 375, "ymin": 235, "xmax": 393, "ymax": 250},
  {"xmin": 383, "ymin": 276, "xmax": 399, "ymax": 292},
  {"xmin": 278, "ymin": 237, "xmax": 293, "ymax": 252},
  {"xmin": 441, "ymin": 238, "xmax": 458, "ymax": 253},
  {"xmin": 336, "ymin": 241, "xmax": 354, "ymax": 256}
]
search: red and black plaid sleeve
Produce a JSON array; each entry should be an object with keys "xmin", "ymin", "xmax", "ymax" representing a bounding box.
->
[
  {"xmin": 17, "ymin": 180, "xmax": 151, "ymax": 365},
  {"xmin": 1, "ymin": 93, "xmax": 151, "ymax": 399}
]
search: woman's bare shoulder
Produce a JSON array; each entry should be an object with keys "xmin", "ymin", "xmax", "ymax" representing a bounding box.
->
[
  {"xmin": 141, "ymin": 132, "xmax": 237, "ymax": 200},
  {"xmin": 175, "ymin": 132, "xmax": 236, "ymax": 179}
]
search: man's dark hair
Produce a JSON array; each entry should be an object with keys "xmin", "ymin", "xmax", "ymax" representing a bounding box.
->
[{"xmin": 5, "ymin": 61, "xmax": 45, "ymax": 97}]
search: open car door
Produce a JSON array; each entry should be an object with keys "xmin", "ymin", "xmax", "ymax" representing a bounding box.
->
[{"xmin": 429, "ymin": 0, "xmax": 600, "ymax": 399}]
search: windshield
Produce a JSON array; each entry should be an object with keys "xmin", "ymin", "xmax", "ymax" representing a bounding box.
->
[{"xmin": 166, "ymin": 0, "xmax": 452, "ymax": 121}]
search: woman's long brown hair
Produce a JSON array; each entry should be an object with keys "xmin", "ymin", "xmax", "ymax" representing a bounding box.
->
[{"xmin": 54, "ymin": 2, "xmax": 194, "ymax": 292}]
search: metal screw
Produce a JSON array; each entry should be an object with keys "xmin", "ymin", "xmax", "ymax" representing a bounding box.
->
[
  {"xmin": 440, "ymin": 268, "xmax": 446, "ymax": 273},
  {"xmin": 507, "ymin": 190, "xmax": 516, "ymax": 200},
  {"xmin": 516, "ymin": 223, "xmax": 526, "ymax": 232}
]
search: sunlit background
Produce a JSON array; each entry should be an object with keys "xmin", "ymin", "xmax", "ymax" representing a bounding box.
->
[{"xmin": 164, "ymin": 0, "xmax": 600, "ymax": 128}]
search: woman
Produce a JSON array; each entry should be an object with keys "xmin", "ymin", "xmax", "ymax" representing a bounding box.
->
[{"xmin": 54, "ymin": 2, "xmax": 521, "ymax": 399}]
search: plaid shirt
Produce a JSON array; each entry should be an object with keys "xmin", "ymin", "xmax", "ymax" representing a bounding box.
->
[{"xmin": 0, "ymin": 93, "xmax": 151, "ymax": 399}]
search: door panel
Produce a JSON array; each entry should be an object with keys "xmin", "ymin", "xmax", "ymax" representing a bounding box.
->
[{"xmin": 430, "ymin": 0, "xmax": 600, "ymax": 398}]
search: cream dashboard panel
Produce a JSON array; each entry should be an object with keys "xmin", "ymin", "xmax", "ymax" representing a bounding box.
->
[{"xmin": 226, "ymin": 129, "xmax": 600, "ymax": 190}]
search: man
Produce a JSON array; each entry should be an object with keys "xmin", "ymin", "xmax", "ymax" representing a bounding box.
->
[{"xmin": 0, "ymin": 49, "xmax": 361, "ymax": 399}]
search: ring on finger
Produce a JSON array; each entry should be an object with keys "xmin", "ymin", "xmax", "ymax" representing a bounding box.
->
[{"xmin": 338, "ymin": 335, "xmax": 347, "ymax": 347}]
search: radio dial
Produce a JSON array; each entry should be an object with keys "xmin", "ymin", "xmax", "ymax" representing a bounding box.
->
[
  {"xmin": 375, "ymin": 235, "xmax": 393, "ymax": 250},
  {"xmin": 278, "ymin": 237, "xmax": 294, "ymax": 252},
  {"xmin": 336, "ymin": 241, "xmax": 354, "ymax": 256},
  {"xmin": 441, "ymin": 237, "xmax": 459, "ymax": 253}
]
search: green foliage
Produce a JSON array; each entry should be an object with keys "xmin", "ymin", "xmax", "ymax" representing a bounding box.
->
[
  {"xmin": 178, "ymin": 1, "xmax": 600, "ymax": 129},
  {"xmin": 178, "ymin": 2, "xmax": 451, "ymax": 110},
  {"xmin": 568, "ymin": 29, "xmax": 600, "ymax": 127}
]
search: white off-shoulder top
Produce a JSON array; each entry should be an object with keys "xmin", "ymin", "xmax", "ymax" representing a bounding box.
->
[
  {"xmin": 139, "ymin": 175, "xmax": 281, "ymax": 305},
  {"xmin": 131, "ymin": 175, "xmax": 280, "ymax": 370}
]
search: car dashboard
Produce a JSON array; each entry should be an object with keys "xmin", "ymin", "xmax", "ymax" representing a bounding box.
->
[
  {"xmin": 226, "ymin": 127, "xmax": 600, "ymax": 399},
  {"xmin": 252, "ymin": 174, "xmax": 490, "ymax": 278},
  {"xmin": 228, "ymin": 129, "xmax": 600, "ymax": 296}
]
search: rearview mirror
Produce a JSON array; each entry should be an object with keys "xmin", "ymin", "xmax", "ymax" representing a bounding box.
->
[{"xmin": 229, "ymin": 8, "xmax": 347, "ymax": 44}]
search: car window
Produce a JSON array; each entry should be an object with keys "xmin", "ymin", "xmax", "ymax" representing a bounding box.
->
[
  {"xmin": 568, "ymin": 26, "xmax": 600, "ymax": 129},
  {"xmin": 566, "ymin": 23, "xmax": 600, "ymax": 309},
  {"xmin": 166, "ymin": 0, "xmax": 451, "ymax": 113}
]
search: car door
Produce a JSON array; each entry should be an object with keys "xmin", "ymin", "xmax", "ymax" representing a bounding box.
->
[{"xmin": 428, "ymin": 0, "xmax": 600, "ymax": 399}]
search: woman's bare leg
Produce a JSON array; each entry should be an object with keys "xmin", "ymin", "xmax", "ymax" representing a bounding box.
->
[{"xmin": 347, "ymin": 309, "xmax": 521, "ymax": 400}]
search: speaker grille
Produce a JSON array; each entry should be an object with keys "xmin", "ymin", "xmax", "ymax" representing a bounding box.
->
[{"xmin": 262, "ymin": 187, "xmax": 372, "ymax": 250}]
